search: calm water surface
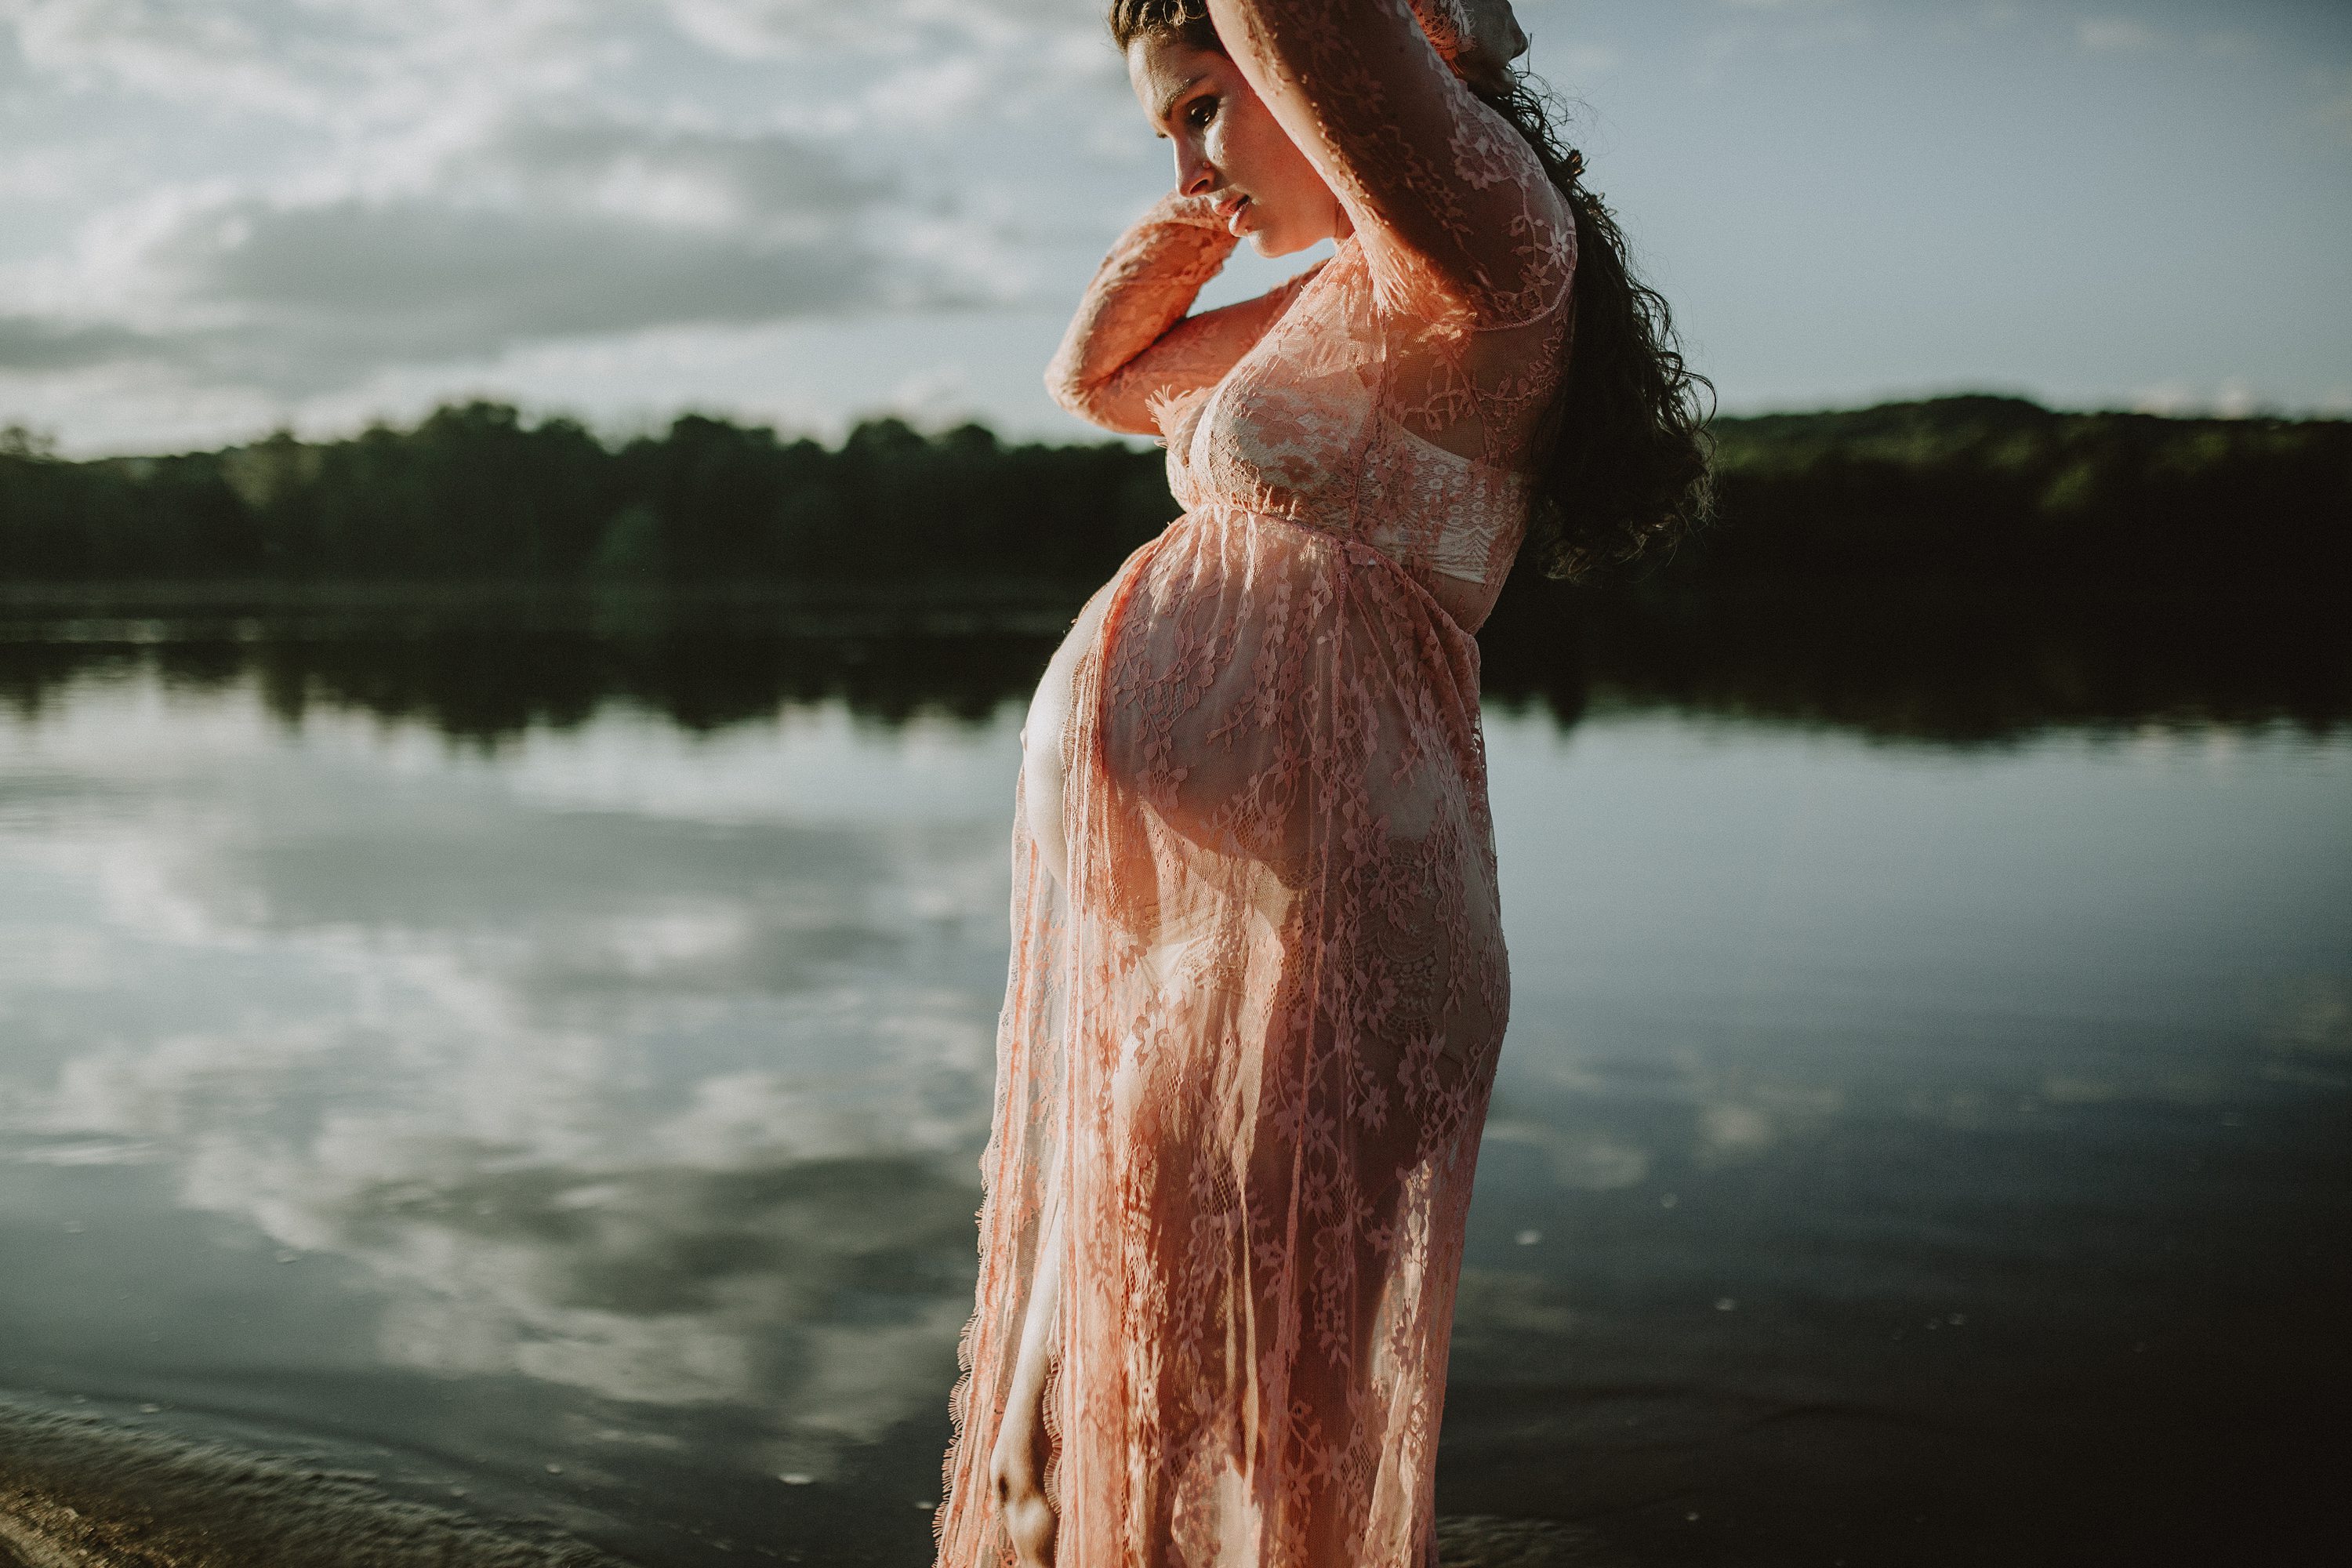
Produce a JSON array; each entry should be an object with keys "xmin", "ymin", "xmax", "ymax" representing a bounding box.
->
[{"xmin": 0, "ymin": 602, "xmax": 2346, "ymax": 1566}]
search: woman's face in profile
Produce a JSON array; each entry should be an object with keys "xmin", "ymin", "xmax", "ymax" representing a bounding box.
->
[{"xmin": 1126, "ymin": 33, "xmax": 1345, "ymax": 258}]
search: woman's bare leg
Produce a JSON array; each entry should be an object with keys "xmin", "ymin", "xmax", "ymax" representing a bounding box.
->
[
  {"xmin": 995, "ymin": 588, "xmax": 1115, "ymax": 1560},
  {"xmin": 989, "ymin": 1203, "xmax": 1064, "ymax": 1566}
]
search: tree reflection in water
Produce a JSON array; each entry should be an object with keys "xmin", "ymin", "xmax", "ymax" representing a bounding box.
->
[{"xmin": 1, "ymin": 578, "xmax": 2343, "ymax": 745}]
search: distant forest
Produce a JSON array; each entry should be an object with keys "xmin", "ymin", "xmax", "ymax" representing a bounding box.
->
[{"xmin": 1, "ymin": 394, "xmax": 2345, "ymax": 591}]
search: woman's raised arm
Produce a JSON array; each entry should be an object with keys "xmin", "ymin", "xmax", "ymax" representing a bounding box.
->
[
  {"xmin": 1046, "ymin": 191, "xmax": 1322, "ymax": 437},
  {"xmin": 1203, "ymin": 0, "xmax": 1569, "ymax": 325}
]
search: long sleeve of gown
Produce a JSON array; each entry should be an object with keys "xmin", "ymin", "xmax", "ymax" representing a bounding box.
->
[
  {"xmin": 1047, "ymin": 191, "xmax": 1327, "ymax": 437},
  {"xmin": 1206, "ymin": 0, "xmax": 1572, "ymax": 328}
]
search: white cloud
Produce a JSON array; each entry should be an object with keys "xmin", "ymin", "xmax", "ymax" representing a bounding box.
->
[
  {"xmin": 0, "ymin": 112, "xmax": 976, "ymax": 393},
  {"xmin": 4, "ymin": 0, "xmax": 615, "ymax": 125},
  {"xmin": 661, "ymin": 0, "xmax": 1100, "ymax": 62},
  {"xmin": 5, "ymin": 0, "xmax": 2350, "ymax": 448},
  {"xmin": 9, "ymin": 0, "xmax": 339, "ymax": 116},
  {"xmin": 0, "ymin": 0, "xmax": 1115, "ymax": 429},
  {"xmin": 660, "ymin": 0, "xmax": 860, "ymax": 60}
]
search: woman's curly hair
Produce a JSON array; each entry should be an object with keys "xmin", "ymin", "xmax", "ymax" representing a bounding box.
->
[{"xmin": 1107, "ymin": 0, "xmax": 1713, "ymax": 581}]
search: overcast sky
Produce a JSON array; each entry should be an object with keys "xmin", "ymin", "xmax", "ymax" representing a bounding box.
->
[{"xmin": 3, "ymin": 0, "xmax": 2348, "ymax": 456}]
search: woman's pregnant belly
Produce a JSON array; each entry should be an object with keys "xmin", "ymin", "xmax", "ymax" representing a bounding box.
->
[
  {"xmin": 1024, "ymin": 538, "xmax": 1299, "ymax": 1010},
  {"xmin": 1034, "ymin": 510, "xmax": 1403, "ymax": 889},
  {"xmin": 1021, "ymin": 513, "xmax": 1504, "ymax": 1062}
]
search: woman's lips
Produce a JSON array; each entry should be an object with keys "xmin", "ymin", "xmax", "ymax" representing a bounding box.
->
[{"xmin": 1221, "ymin": 194, "xmax": 1252, "ymax": 235}]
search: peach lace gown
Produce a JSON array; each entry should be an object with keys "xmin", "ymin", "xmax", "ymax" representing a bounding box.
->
[{"xmin": 934, "ymin": 2, "xmax": 1573, "ymax": 1563}]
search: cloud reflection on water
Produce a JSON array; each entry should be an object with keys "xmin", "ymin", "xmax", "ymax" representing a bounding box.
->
[{"xmin": 0, "ymin": 687, "xmax": 1015, "ymax": 1468}]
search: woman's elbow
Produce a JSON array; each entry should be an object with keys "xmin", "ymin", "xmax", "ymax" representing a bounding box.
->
[
  {"xmin": 1043, "ymin": 356, "xmax": 1094, "ymax": 421},
  {"xmin": 1044, "ymin": 364, "xmax": 1159, "ymax": 437}
]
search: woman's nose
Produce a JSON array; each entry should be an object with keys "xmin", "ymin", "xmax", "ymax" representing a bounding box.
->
[{"xmin": 1174, "ymin": 143, "xmax": 1215, "ymax": 197}]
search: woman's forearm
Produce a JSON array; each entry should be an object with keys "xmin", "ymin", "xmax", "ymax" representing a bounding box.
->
[
  {"xmin": 1205, "ymin": 0, "xmax": 1561, "ymax": 321},
  {"xmin": 1045, "ymin": 192, "xmax": 1240, "ymax": 434}
]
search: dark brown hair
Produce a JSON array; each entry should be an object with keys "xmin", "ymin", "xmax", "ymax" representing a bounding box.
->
[{"xmin": 1107, "ymin": 0, "xmax": 1713, "ymax": 580}]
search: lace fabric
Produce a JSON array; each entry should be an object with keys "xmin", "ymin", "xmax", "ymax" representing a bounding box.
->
[{"xmin": 935, "ymin": 3, "xmax": 1572, "ymax": 1563}]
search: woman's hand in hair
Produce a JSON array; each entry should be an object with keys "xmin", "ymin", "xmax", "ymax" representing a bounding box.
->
[{"xmin": 1425, "ymin": 0, "xmax": 1529, "ymax": 94}]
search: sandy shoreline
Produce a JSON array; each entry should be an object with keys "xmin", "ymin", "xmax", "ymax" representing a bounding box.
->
[
  {"xmin": 0, "ymin": 1400, "xmax": 615, "ymax": 1568},
  {"xmin": 0, "ymin": 1396, "xmax": 1628, "ymax": 1567}
]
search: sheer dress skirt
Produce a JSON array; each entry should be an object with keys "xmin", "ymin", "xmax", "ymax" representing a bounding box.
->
[{"xmin": 935, "ymin": 499, "xmax": 1510, "ymax": 1568}]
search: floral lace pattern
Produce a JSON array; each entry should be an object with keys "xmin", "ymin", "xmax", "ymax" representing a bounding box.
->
[{"xmin": 935, "ymin": 4, "xmax": 1571, "ymax": 1565}]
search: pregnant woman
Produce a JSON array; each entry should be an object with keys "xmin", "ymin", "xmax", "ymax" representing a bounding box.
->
[{"xmin": 935, "ymin": 2, "xmax": 1708, "ymax": 1563}]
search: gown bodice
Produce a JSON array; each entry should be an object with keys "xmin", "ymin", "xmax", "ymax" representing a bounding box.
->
[
  {"xmin": 1158, "ymin": 231, "xmax": 1558, "ymax": 635},
  {"xmin": 1040, "ymin": 0, "xmax": 1578, "ymax": 640}
]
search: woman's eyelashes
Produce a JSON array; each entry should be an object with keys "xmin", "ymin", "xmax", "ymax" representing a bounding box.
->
[{"xmin": 1185, "ymin": 95, "xmax": 1218, "ymax": 130}]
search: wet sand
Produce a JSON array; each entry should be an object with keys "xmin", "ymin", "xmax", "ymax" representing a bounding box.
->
[
  {"xmin": 0, "ymin": 1394, "xmax": 1619, "ymax": 1568},
  {"xmin": 0, "ymin": 1400, "xmax": 615, "ymax": 1568}
]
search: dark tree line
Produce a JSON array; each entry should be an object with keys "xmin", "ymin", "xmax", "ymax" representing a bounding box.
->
[
  {"xmin": 1680, "ymin": 394, "xmax": 2351, "ymax": 587},
  {"xmin": 1, "ymin": 394, "xmax": 2345, "ymax": 589},
  {"xmin": 0, "ymin": 405, "xmax": 1180, "ymax": 586}
]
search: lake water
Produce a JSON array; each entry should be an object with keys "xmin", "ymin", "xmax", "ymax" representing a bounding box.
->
[{"xmin": 0, "ymin": 592, "xmax": 2346, "ymax": 1567}]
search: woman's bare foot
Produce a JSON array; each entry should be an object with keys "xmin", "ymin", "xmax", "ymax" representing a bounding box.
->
[{"xmin": 988, "ymin": 1366, "xmax": 1055, "ymax": 1566}]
